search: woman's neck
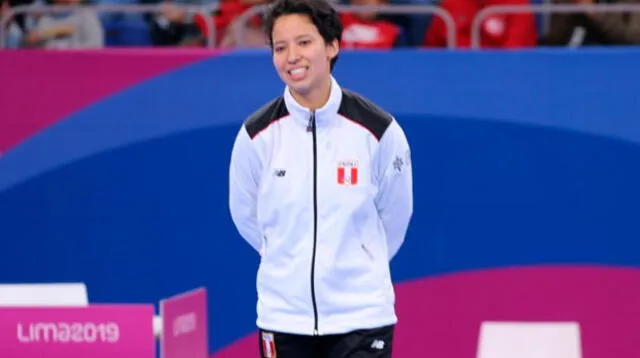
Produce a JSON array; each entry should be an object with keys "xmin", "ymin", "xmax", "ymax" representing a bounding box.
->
[{"xmin": 291, "ymin": 76, "xmax": 332, "ymax": 110}]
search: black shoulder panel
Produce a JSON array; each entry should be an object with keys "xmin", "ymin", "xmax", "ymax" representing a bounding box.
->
[
  {"xmin": 245, "ymin": 97, "xmax": 289, "ymax": 139},
  {"xmin": 338, "ymin": 89, "xmax": 393, "ymax": 141}
]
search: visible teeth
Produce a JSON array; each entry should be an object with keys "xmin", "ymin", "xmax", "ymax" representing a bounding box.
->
[{"xmin": 290, "ymin": 68, "xmax": 306, "ymax": 75}]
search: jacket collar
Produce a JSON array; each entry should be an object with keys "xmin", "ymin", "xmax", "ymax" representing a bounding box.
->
[{"xmin": 283, "ymin": 76, "xmax": 342, "ymax": 129}]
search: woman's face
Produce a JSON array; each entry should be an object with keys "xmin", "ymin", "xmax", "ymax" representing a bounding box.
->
[{"xmin": 271, "ymin": 13, "xmax": 338, "ymax": 99}]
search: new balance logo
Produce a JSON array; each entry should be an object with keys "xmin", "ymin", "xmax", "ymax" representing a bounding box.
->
[
  {"xmin": 274, "ymin": 169, "xmax": 286, "ymax": 177},
  {"xmin": 371, "ymin": 339, "xmax": 385, "ymax": 350}
]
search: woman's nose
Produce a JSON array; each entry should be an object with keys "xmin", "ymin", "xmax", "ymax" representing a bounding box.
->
[{"xmin": 287, "ymin": 48, "xmax": 300, "ymax": 63}]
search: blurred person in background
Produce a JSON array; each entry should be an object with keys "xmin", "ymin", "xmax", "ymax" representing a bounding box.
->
[
  {"xmin": 1, "ymin": 0, "xmax": 36, "ymax": 48},
  {"xmin": 142, "ymin": 0, "xmax": 216, "ymax": 46},
  {"xmin": 422, "ymin": 0, "xmax": 538, "ymax": 48},
  {"xmin": 1, "ymin": 0, "xmax": 21, "ymax": 47},
  {"xmin": 216, "ymin": 0, "xmax": 270, "ymax": 48},
  {"xmin": 21, "ymin": 0, "xmax": 104, "ymax": 48},
  {"xmin": 339, "ymin": 0, "xmax": 407, "ymax": 48},
  {"xmin": 7, "ymin": 0, "xmax": 36, "ymax": 32},
  {"xmin": 191, "ymin": 0, "xmax": 272, "ymax": 48},
  {"xmin": 541, "ymin": 0, "xmax": 640, "ymax": 45}
]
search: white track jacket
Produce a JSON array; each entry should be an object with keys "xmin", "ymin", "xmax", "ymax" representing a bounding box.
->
[{"xmin": 229, "ymin": 76, "xmax": 413, "ymax": 336}]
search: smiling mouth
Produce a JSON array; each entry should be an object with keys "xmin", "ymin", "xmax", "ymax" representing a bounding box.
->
[{"xmin": 288, "ymin": 67, "xmax": 308, "ymax": 79}]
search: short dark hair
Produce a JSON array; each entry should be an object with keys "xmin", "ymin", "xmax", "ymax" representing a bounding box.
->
[{"xmin": 263, "ymin": 0, "xmax": 343, "ymax": 71}]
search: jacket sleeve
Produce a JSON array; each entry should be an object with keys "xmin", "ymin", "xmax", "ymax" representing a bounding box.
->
[
  {"xmin": 374, "ymin": 119, "xmax": 414, "ymax": 261},
  {"xmin": 229, "ymin": 125, "xmax": 263, "ymax": 253}
]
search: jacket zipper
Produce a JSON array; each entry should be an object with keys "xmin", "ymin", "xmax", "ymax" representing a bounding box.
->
[{"xmin": 309, "ymin": 110, "xmax": 320, "ymax": 336}]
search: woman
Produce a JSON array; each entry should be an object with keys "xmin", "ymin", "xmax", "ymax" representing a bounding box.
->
[
  {"xmin": 21, "ymin": 0, "xmax": 103, "ymax": 49},
  {"xmin": 228, "ymin": 0, "xmax": 413, "ymax": 356}
]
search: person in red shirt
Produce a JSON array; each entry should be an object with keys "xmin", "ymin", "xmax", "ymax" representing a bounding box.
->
[
  {"xmin": 340, "ymin": 0, "xmax": 403, "ymax": 49},
  {"xmin": 423, "ymin": 0, "xmax": 538, "ymax": 49},
  {"xmin": 194, "ymin": 0, "xmax": 268, "ymax": 46}
]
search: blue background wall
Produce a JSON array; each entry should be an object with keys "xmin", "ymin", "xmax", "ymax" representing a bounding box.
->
[{"xmin": 1, "ymin": 49, "xmax": 640, "ymax": 355}]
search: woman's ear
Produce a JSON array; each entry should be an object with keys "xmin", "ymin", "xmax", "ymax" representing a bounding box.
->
[{"xmin": 327, "ymin": 39, "xmax": 339, "ymax": 61}]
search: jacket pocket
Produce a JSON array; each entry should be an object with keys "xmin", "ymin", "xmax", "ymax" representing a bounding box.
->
[
  {"xmin": 260, "ymin": 235, "xmax": 268, "ymax": 257},
  {"xmin": 360, "ymin": 242, "xmax": 375, "ymax": 262}
]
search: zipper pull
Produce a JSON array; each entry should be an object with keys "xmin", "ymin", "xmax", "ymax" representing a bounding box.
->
[{"xmin": 307, "ymin": 110, "xmax": 316, "ymax": 133}]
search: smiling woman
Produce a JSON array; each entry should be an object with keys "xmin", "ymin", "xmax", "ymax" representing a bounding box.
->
[
  {"xmin": 264, "ymin": 0, "xmax": 341, "ymax": 109},
  {"xmin": 227, "ymin": 0, "xmax": 414, "ymax": 357}
]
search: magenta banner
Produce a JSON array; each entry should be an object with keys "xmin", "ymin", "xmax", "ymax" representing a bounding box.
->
[
  {"xmin": 0, "ymin": 304, "xmax": 155, "ymax": 358},
  {"xmin": 160, "ymin": 287, "xmax": 209, "ymax": 358},
  {"xmin": 0, "ymin": 49, "xmax": 212, "ymax": 155}
]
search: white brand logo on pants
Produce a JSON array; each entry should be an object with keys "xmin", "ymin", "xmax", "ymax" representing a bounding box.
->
[{"xmin": 371, "ymin": 339, "xmax": 385, "ymax": 350}]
